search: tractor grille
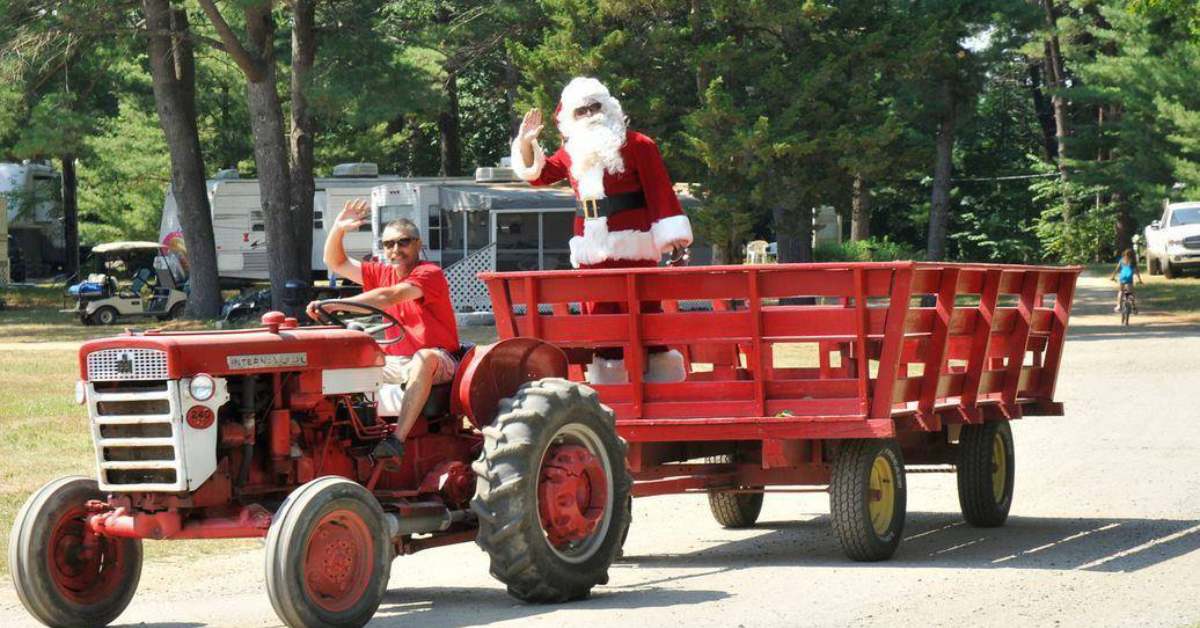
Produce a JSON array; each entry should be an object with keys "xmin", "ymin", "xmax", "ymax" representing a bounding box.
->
[
  {"xmin": 1183, "ymin": 236, "xmax": 1200, "ymax": 250},
  {"xmin": 87, "ymin": 349, "xmax": 169, "ymax": 381},
  {"xmin": 88, "ymin": 379, "xmax": 186, "ymax": 492}
]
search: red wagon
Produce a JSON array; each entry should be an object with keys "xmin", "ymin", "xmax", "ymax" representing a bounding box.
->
[{"xmin": 481, "ymin": 261, "xmax": 1081, "ymax": 560}]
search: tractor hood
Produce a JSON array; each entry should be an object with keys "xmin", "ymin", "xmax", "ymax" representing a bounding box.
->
[{"xmin": 78, "ymin": 316, "xmax": 384, "ymax": 381}]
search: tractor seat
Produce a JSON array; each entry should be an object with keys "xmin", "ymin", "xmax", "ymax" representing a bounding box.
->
[{"xmin": 376, "ymin": 382, "xmax": 452, "ymax": 418}]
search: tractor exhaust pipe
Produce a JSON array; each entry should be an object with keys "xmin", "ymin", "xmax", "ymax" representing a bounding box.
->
[{"xmin": 384, "ymin": 503, "xmax": 474, "ymax": 538}]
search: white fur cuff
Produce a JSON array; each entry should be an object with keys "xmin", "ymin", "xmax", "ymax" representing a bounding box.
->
[
  {"xmin": 510, "ymin": 137, "xmax": 545, "ymax": 181},
  {"xmin": 651, "ymin": 214, "xmax": 694, "ymax": 251}
]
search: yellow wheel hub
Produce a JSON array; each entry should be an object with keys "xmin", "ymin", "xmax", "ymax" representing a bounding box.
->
[
  {"xmin": 868, "ymin": 455, "xmax": 896, "ymax": 536},
  {"xmin": 991, "ymin": 433, "xmax": 1007, "ymax": 503}
]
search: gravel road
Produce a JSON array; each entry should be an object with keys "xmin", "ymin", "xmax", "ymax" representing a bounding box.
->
[{"xmin": 4, "ymin": 273, "xmax": 1199, "ymax": 628}]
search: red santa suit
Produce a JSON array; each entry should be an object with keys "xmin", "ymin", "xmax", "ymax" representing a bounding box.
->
[{"xmin": 509, "ymin": 77, "xmax": 691, "ymax": 383}]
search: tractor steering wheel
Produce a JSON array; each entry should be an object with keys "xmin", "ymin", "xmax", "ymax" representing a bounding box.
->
[{"xmin": 312, "ymin": 300, "xmax": 404, "ymax": 345}]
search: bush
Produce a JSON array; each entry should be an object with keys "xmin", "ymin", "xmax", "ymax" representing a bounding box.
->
[{"xmin": 814, "ymin": 237, "xmax": 919, "ymax": 262}]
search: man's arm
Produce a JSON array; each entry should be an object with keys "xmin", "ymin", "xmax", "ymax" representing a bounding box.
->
[
  {"xmin": 324, "ymin": 199, "xmax": 367, "ymax": 285},
  {"xmin": 347, "ymin": 282, "xmax": 424, "ymax": 309}
]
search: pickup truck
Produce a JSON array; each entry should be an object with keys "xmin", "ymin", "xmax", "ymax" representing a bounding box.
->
[{"xmin": 1144, "ymin": 201, "xmax": 1200, "ymax": 278}]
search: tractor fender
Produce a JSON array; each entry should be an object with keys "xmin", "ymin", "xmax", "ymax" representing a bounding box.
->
[{"xmin": 452, "ymin": 337, "xmax": 569, "ymax": 429}]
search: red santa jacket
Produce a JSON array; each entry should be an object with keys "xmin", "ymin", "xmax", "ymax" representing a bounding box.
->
[{"xmin": 512, "ymin": 130, "xmax": 693, "ymax": 267}]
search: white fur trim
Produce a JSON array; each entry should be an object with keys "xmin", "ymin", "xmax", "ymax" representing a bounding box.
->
[
  {"xmin": 651, "ymin": 214, "xmax": 693, "ymax": 251},
  {"xmin": 585, "ymin": 356, "xmax": 628, "ymax": 385},
  {"xmin": 577, "ymin": 166, "xmax": 606, "ymax": 200},
  {"xmin": 645, "ymin": 350, "xmax": 686, "ymax": 383},
  {"xmin": 510, "ymin": 137, "xmax": 545, "ymax": 181},
  {"xmin": 569, "ymin": 217, "xmax": 661, "ymax": 267}
]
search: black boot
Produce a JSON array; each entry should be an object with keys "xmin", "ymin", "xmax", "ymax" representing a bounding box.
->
[{"xmin": 372, "ymin": 437, "xmax": 405, "ymax": 462}]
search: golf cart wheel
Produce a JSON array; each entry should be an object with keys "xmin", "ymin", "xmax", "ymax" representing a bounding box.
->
[
  {"xmin": 94, "ymin": 306, "xmax": 118, "ymax": 326},
  {"xmin": 160, "ymin": 302, "xmax": 185, "ymax": 321},
  {"xmin": 472, "ymin": 378, "xmax": 631, "ymax": 603},
  {"xmin": 706, "ymin": 454, "xmax": 763, "ymax": 528},
  {"xmin": 9, "ymin": 476, "xmax": 143, "ymax": 628},
  {"xmin": 265, "ymin": 476, "xmax": 390, "ymax": 628},
  {"xmin": 830, "ymin": 439, "xmax": 907, "ymax": 562},
  {"xmin": 957, "ymin": 421, "xmax": 1015, "ymax": 527}
]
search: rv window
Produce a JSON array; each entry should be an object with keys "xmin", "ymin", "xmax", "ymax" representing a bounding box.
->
[
  {"xmin": 467, "ymin": 212, "xmax": 488, "ymax": 251},
  {"xmin": 427, "ymin": 210, "xmax": 441, "ymax": 250},
  {"xmin": 252, "ymin": 223, "xmax": 265, "ymax": 232},
  {"xmin": 313, "ymin": 210, "xmax": 323, "ymax": 230}
]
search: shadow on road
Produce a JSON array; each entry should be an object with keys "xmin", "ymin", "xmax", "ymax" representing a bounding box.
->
[
  {"xmin": 1068, "ymin": 322, "xmax": 1200, "ymax": 341},
  {"xmin": 623, "ymin": 512, "xmax": 1200, "ymax": 574},
  {"xmin": 369, "ymin": 584, "xmax": 729, "ymax": 628}
]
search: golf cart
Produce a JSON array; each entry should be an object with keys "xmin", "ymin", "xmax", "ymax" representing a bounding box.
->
[{"xmin": 63, "ymin": 241, "xmax": 188, "ymax": 325}]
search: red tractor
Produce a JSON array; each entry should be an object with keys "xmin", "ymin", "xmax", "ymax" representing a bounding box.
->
[{"xmin": 9, "ymin": 302, "xmax": 630, "ymax": 628}]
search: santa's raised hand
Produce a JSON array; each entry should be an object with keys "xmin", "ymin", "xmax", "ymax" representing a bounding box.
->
[{"xmin": 518, "ymin": 109, "xmax": 543, "ymax": 147}]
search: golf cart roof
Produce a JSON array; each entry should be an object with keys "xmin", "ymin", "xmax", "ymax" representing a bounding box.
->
[{"xmin": 92, "ymin": 241, "xmax": 166, "ymax": 254}]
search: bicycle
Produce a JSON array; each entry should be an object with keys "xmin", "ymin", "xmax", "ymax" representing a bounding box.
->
[{"xmin": 1118, "ymin": 283, "xmax": 1137, "ymax": 326}]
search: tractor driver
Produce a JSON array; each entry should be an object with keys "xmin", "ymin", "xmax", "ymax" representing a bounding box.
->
[{"xmin": 307, "ymin": 199, "xmax": 460, "ymax": 461}]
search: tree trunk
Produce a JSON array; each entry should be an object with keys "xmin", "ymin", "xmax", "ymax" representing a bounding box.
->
[
  {"xmin": 143, "ymin": 0, "xmax": 222, "ymax": 319},
  {"xmin": 1027, "ymin": 61, "xmax": 1058, "ymax": 162},
  {"xmin": 60, "ymin": 153, "xmax": 79, "ymax": 281},
  {"xmin": 243, "ymin": 5, "xmax": 303, "ymax": 313},
  {"xmin": 850, "ymin": 173, "xmax": 870, "ymax": 242},
  {"xmin": 439, "ymin": 70, "xmax": 462, "ymax": 177},
  {"xmin": 289, "ymin": 0, "xmax": 316, "ymax": 281},
  {"xmin": 1041, "ymin": 0, "xmax": 1072, "ymax": 220},
  {"xmin": 927, "ymin": 79, "xmax": 957, "ymax": 262},
  {"xmin": 690, "ymin": 0, "xmax": 710, "ymax": 96}
]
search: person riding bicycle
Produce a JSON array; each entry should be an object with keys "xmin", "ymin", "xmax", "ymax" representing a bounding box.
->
[{"xmin": 1109, "ymin": 248, "xmax": 1143, "ymax": 312}]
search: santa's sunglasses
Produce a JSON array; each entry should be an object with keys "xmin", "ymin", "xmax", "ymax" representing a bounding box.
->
[
  {"xmin": 573, "ymin": 101, "xmax": 603, "ymax": 118},
  {"xmin": 382, "ymin": 237, "xmax": 416, "ymax": 249}
]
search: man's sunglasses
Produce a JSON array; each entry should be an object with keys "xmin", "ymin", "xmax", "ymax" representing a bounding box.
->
[
  {"xmin": 382, "ymin": 237, "xmax": 416, "ymax": 249},
  {"xmin": 573, "ymin": 102, "xmax": 603, "ymax": 118}
]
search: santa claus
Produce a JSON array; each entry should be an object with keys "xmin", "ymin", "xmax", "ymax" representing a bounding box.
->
[{"xmin": 511, "ymin": 76, "xmax": 692, "ymax": 383}]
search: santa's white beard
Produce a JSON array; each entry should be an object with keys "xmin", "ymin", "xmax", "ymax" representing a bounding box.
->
[{"xmin": 564, "ymin": 113, "xmax": 626, "ymax": 200}]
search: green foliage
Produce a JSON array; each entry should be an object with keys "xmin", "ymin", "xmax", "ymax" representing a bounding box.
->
[{"xmin": 814, "ymin": 237, "xmax": 917, "ymax": 263}]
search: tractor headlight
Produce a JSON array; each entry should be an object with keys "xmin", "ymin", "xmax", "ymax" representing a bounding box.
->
[
  {"xmin": 75, "ymin": 381, "xmax": 87, "ymax": 405},
  {"xmin": 189, "ymin": 374, "xmax": 215, "ymax": 401}
]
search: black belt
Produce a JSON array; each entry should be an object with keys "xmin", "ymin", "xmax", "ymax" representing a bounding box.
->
[{"xmin": 576, "ymin": 191, "xmax": 646, "ymax": 220}]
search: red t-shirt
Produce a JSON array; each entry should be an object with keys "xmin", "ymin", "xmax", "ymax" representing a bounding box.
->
[{"xmin": 360, "ymin": 261, "xmax": 459, "ymax": 357}]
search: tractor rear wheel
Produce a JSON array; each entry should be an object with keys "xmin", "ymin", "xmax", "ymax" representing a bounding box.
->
[
  {"xmin": 94, "ymin": 306, "xmax": 118, "ymax": 326},
  {"xmin": 472, "ymin": 378, "xmax": 631, "ymax": 603},
  {"xmin": 706, "ymin": 454, "xmax": 763, "ymax": 528},
  {"xmin": 265, "ymin": 477, "xmax": 390, "ymax": 628},
  {"xmin": 9, "ymin": 476, "xmax": 143, "ymax": 628},
  {"xmin": 829, "ymin": 439, "xmax": 907, "ymax": 561},
  {"xmin": 957, "ymin": 421, "xmax": 1015, "ymax": 527}
]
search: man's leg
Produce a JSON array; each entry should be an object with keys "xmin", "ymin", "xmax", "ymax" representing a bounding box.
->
[{"xmin": 374, "ymin": 349, "xmax": 454, "ymax": 460}]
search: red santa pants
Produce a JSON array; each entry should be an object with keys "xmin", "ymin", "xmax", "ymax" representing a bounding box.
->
[{"xmin": 580, "ymin": 259, "xmax": 666, "ymax": 360}]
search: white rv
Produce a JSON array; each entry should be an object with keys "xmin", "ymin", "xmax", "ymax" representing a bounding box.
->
[
  {"xmin": 158, "ymin": 163, "xmax": 468, "ymax": 283},
  {"xmin": 1, "ymin": 161, "xmax": 63, "ymax": 278}
]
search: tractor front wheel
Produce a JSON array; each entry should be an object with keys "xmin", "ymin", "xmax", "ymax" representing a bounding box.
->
[
  {"xmin": 957, "ymin": 421, "xmax": 1015, "ymax": 527},
  {"xmin": 829, "ymin": 439, "xmax": 907, "ymax": 561},
  {"xmin": 265, "ymin": 477, "xmax": 390, "ymax": 628},
  {"xmin": 9, "ymin": 476, "xmax": 143, "ymax": 628},
  {"xmin": 706, "ymin": 454, "xmax": 763, "ymax": 528},
  {"xmin": 472, "ymin": 378, "xmax": 631, "ymax": 602}
]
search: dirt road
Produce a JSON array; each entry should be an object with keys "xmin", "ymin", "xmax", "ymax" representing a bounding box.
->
[{"xmin": 3, "ymin": 274, "xmax": 1199, "ymax": 627}]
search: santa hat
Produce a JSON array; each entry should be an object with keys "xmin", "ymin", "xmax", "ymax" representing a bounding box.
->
[{"xmin": 555, "ymin": 77, "xmax": 620, "ymax": 132}]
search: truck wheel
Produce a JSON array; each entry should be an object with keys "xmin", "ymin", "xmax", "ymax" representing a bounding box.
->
[
  {"xmin": 1164, "ymin": 260, "xmax": 1177, "ymax": 279},
  {"xmin": 472, "ymin": 378, "xmax": 631, "ymax": 602},
  {"xmin": 265, "ymin": 476, "xmax": 390, "ymax": 628},
  {"xmin": 706, "ymin": 454, "xmax": 763, "ymax": 528},
  {"xmin": 1147, "ymin": 256, "xmax": 1161, "ymax": 276},
  {"xmin": 829, "ymin": 439, "xmax": 906, "ymax": 562},
  {"xmin": 9, "ymin": 476, "xmax": 143, "ymax": 628},
  {"xmin": 94, "ymin": 306, "xmax": 118, "ymax": 325},
  {"xmin": 957, "ymin": 421, "xmax": 1015, "ymax": 527}
]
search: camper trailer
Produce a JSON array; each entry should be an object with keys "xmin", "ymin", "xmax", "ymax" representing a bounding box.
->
[
  {"xmin": 158, "ymin": 164, "xmax": 468, "ymax": 283},
  {"xmin": 1, "ymin": 161, "xmax": 63, "ymax": 278}
]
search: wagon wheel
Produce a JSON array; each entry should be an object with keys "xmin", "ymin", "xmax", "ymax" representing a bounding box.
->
[
  {"xmin": 705, "ymin": 453, "xmax": 764, "ymax": 528},
  {"xmin": 957, "ymin": 421, "xmax": 1015, "ymax": 527},
  {"xmin": 265, "ymin": 477, "xmax": 391, "ymax": 628},
  {"xmin": 472, "ymin": 378, "xmax": 631, "ymax": 602},
  {"xmin": 829, "ymin": 439, "xmax": 907, "ymax": 561},
  {"xmin": 9, "ymin": 476, "xmax": 143, "ymax": 628}
]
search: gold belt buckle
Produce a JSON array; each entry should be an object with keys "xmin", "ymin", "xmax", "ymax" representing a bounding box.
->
[{"xmin": 581, "ymin": 198, "xmax": 600, "ymax": 220}]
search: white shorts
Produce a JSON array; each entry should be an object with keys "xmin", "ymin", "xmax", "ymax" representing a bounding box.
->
[{"xmin": 382, "ymin": 349, "xmax": 457, "ymax": 386}]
